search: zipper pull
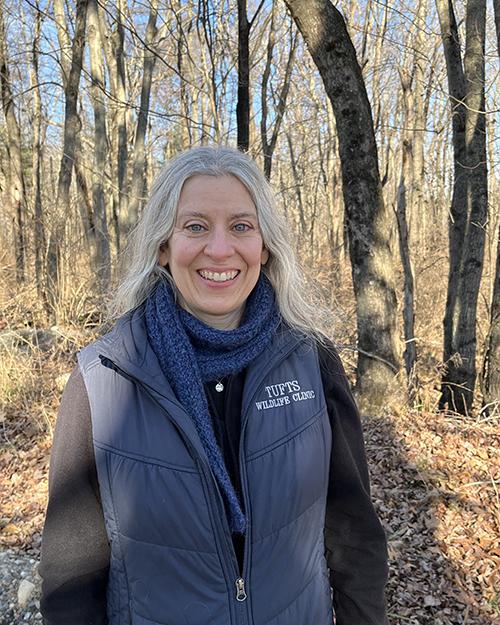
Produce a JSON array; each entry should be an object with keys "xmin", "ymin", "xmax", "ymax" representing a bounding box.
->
[{"xmin": 235, "ymin": 577, "xmax": 247, "ymax": 602}]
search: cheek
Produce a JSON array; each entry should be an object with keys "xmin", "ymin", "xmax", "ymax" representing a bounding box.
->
[{"xmin": 168, "ymin": 241, "xmax": 198, "ymax": 270}]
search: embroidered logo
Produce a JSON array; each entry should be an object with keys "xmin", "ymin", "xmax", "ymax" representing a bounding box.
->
[{"xmin": 255, "ymin": 379, "xmax": 316, "ymax": 411}]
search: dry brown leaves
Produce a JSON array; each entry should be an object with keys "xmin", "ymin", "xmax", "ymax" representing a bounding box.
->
[{"xmin": 365, "ymin": 408, "xmax": 499, "ymax": 625}]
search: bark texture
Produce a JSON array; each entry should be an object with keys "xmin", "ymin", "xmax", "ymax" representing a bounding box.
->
[
  {"xmin": 437, "ymin": 0, "xmax": 488, "ymax": 414},
  {"xmin": 284, "ymin": 0, "xmax": 401, "ymax": 411}
]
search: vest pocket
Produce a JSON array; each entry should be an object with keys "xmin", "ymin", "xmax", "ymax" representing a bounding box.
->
[{"xmin": 245, "ymin": 407, "xmax": 326, "ymax": 462}]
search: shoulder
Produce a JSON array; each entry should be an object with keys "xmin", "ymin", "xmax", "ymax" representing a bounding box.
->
[
  {"xmin": 78, "ymin": 307, "xmax": 143, "ymax": 370},
  {"xmin": 314, "ymin": 337, "xmax": 353, "ymax": 396}
]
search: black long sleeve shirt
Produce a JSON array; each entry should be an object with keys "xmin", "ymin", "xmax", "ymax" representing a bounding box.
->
[{"xmin": 39, "ymin": 342, "xmax": 389, "ymax": 625}]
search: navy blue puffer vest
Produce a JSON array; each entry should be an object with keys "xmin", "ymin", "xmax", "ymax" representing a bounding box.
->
[{"xmin": 78, "ymin": 307, "xmax": 333, "ymax": 625}]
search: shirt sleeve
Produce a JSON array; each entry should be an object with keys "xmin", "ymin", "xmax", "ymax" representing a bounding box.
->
[
  {"xmin": 39, "ymin": 366, "xmax": 110, "ymax": 625},
  {"xmin": 318, "ymin": 341, "xmax": 389, "ymax": 625}
]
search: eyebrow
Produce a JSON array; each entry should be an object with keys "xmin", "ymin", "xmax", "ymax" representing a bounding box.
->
[{"xmin": 179, "ymin": 211, "xmax": 258, "ymax": 220}]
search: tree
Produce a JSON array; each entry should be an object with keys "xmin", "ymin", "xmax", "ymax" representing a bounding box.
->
[
  {"xmin": 30, "ymin": 0, "xmax": 47, "ymax": 303},
  {"xmin": 87, "ymin": 0, "xmax": 111, "ymax": 292},
  {"xmin": 260, "ymin": 4, "xmax": 297, "ymax": 180},
  {"xmin": 436, "ymin": 0, "xmax": 488, "ymax": 414},
  {"xmin": 284, "ymin": 0, "xmax": 401, "ymax": 411},
  {"xmin": 127, "ymin": 0, "xmax": 159, "ymax": 226},
  {"xmin": 0, "ymin": 0, "xmax": 27, "ymax": 283},
  {"xmin": 481, "ymin": 0, "xmax": 500, "ymax": 417},
  {"xmin": 46, "ymin": 0, "xmax": 88, "ymax": 317},
  {"xmin": 237, "ymin": 0, "xmax": 265, "ymax": 151}
]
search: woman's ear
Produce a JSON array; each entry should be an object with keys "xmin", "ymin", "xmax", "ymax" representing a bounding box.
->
[
  {"xmin": 261, "ymin": 247, "xmax": 269, "ymax": 265},
  {"xmin": 159, "ymin": 243, "xmax": 169, "ymax": 267}
]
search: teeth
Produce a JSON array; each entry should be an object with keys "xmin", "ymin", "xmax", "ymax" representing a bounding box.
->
[{"xmin": 199, "ymin": 270, "xmax": 238, "ymax": 282}]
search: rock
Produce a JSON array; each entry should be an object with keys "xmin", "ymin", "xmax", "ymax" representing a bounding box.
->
[
  {"xmin": 18, "ymin": 579, "xmax": 36, "ymax": 607},
  {"xmin": 0, "ymin": 327, "xmax": 62, "ymax": 353}
]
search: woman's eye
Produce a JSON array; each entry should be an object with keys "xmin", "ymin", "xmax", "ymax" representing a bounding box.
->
[
  {"xmin": 186, "ymin": 223, "xmax": 205, "ymax": 233},
  {"xmin": 233, "ymin": 223, "xmax": 251, "ymax": 232}
]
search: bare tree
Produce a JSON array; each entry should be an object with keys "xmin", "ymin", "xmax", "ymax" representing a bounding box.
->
[
  {"xmin": 260, "ymin": 5, "xmax": 297, "ymax": 180},
  {"xmin": 396, "ymin": 68, "xmax": 418, "ymax": 402},
  {"xmin": 481, "ymin": 1, "xmax": 500, "ymax": 416},
  {"xmin": 0, "ymin": 0, "xmax": 27, "ymax": 283},
  {"xmin": 436, "ymin": 0, "xmax": 488, "ymax": 414},
  {"xmin": 46, "ymin": 0, "xmax": 88, "ymax": 316},
  {"xmin": 30, "ymin": 0, "xmax": 47, "ymax": 303},
  {"xmin": 87, "ymin": 0, "xmax": 110, "ymax": 292},
  {"xmin": 284, "ymin": 0, "xmax": 401, "ymax": 412},
  {"xmin": 237, "ymin": 0, "xmax": 265, "ymax": 151},
  {"xmin": 127, "ymin": 0, "xmax": 159, "ymax": 227}
]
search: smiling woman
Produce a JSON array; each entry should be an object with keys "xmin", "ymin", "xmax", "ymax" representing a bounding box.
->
[{"xmin": 39, "ymin": 146, "xmax": 390, "ymax": 625}]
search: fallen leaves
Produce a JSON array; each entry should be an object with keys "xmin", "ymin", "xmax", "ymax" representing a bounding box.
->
[{"xmin": 365, "ymin": 408, "xmax": 499, "ymax": 625}]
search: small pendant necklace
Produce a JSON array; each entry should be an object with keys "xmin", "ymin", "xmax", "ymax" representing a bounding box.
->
[{"xmin": 215, "ymin": 380, "xmax": 224, "ymax": 393}]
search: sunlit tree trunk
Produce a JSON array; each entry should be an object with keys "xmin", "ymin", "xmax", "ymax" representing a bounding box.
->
[
  {"xmin": 87, "ymin": 0, "xmax": 110, "ymax": 293},
  {"xmin": 128, "ymin": 0, "xmax": 158, "ymax": 227},
  {"xmin": 285, "ymin": 0, "xmax": 401, "ymax": 412},
  {"xmin": 396, "ymin": 68, "xmax": 418, "ymax": 402},
  {"xmin": 46, "ymin": 0, "xmax": 88, "ymax": 317}
]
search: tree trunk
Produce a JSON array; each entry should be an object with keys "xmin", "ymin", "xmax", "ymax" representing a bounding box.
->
[
  {"xmin": 409, "ymin": 0, "xmax": 428, "ymax": 249},
  {"xmin": 480, "ymin": 1, "xmax": 500, "ymax": 417},
  {"xmin": 494, "ymin": 0, "xmax": 500, "ymax": 58},
  {"xmin": 396, "ymin": 70, "xmax": 418, "ymax": 402},
  {"xmin": 261, "ymin": 6, "xmax": 297, "ymax": 180},
  {"xmin": 46, "ymin": 0, "xmax": 88, "ymax": 316},
  {"xmin": 87, "ymin": 0, "xmax": 111, "ymax": 293},
  {"xmin": 285, "ymin": 0, "xmax": 401, "ymax": 412},
  {"xmin": 30, "ymin": 1, "xmax": 47, "ymax": 305},
  {"xmin": 437, "ymin": 0, "xmax": 488, "ymax": 414},
  {"xmin": 0, "ymin": 0, "xmax": 27, "ymax": 283},
  {"xmin": 237, "ymin": 0, "xmax": 250, "ymax": 151},
  {"xmin": 127, "ymin": 0, "xmax": 158, "ymax": 228}
]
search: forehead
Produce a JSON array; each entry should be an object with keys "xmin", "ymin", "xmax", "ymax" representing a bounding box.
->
[{"xmin": 177, "ymin": 174, "xmax": 257, "ymax": 216}]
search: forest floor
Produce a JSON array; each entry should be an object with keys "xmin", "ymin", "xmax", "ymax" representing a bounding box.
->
[{"xmin": 0, "ymin": 306, "xmax": 499, "ymax": 624}]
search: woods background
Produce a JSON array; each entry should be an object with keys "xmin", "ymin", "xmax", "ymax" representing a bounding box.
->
[{"xmin": 0, "ymin": 0, "xmax": 498, "ymax": 623}]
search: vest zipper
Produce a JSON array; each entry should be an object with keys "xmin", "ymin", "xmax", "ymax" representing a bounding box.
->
[{"xmin": 236, "ymin": 335, "xmax": 304, "ymax": 624}]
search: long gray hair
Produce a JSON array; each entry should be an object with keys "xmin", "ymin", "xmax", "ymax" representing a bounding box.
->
[{"xmin": 111, "ymin": 146, "xmax": 327, "ymax": 337}]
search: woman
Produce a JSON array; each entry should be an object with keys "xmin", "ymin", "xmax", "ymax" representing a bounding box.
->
[{"xmin": 40, "ymin": 146, "xmax": 389, "ymax": 625}]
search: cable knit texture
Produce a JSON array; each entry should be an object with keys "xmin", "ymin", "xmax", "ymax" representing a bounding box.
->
[{"xmin": 144, "ymin": 274, "xmax": 280, "ymax": 533}]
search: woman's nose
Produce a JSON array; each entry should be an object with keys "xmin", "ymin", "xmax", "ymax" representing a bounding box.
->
[{"xmin": 204, "ymin": 227, "xmax": 234, "ymax": 259}]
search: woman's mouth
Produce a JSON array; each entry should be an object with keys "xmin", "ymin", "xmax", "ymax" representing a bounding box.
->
[{"xmin": 197, "ymin": 270, "xmax": 240, "ymax": 283}]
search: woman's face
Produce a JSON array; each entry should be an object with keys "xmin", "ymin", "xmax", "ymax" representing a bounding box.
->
[{"xmin": 159, "ymin": 174, "xmax": 269, "ymax": 329}]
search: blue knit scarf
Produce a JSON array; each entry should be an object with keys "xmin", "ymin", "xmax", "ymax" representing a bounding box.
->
[{"xmin": 145, "ymin": 274, "xmax": 280, "ymax": 533}]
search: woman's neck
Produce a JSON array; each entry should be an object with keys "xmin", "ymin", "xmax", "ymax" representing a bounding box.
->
[{"xmin": 180, "ymin": 302, "xmax": 243, "ymax": 330}]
